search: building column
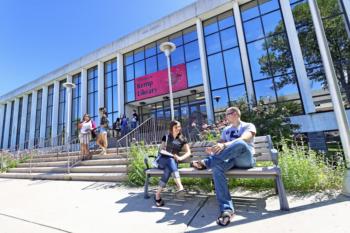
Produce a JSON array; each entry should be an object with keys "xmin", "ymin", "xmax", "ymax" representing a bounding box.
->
[
  {"xmin": 233, "ymin": 0, "xmax": 255, "ymax": 107},
  {"xmin": 0, "ymin": 105, "xmax": 5, "ymax": 149},
  {"xmin": 19, "ymin": 95, "xmax": 29, "ymax": 150},
  {"xmin": 51, "ymin": 80, "xmax": 60, "ymax": 145},
  {"xmin": 81, "ymin": 68, "xmax": 88, "ymax": 116},
  {"xmin": 279, "ymin": 0, "xmax": 316, "ymax": 113},
  {"xmin": 341, "ymin": 0, "xmax": 350, "ymax": 35},
  {"xmin": 98, "ymin": 61, "xmax": 105, "ymax": 108},
  {"xmin": 39, "ymin": 86, "xmax": 48, "ymax": 147},
  {"xmin": 10, "ymin": 98, "xmax": 20, "ymax": 150},
  {"xmin": 3, "ymin": 101, "xmax": 12, "ymax": 149},
  {"xmin": 117, "ymin": 53, "xmax": 124, "ymax": 116},
  {"xmin": 65, "ymin": 75, "xmax": 73, "ymax": 143},
  {"xmin": 308, "ymin": 0, "xmax": 350, "ymax": 195},
  {"xmin": 196, "ymin": 18, "xmax": 214, "ymax": 124},
  {"xmin": 28, "ymin": 90, "xmax": 37, "ymax": 149}
]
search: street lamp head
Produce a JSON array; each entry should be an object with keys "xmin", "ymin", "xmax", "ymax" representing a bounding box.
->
[
  {"xmin": 214, "ymin": 96, "xmax": 221, "ymax": 103},
  {"xmin": 63, "ymin": 82, "xmax": 76, "ymax": 89},
  {"xmin": 160, "ymin": 42, "xmax": 176, "ymax": 56}
]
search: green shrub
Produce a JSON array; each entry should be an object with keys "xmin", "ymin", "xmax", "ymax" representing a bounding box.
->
[
  {"xmin": 127, "ymin": 143, "xmax": 158, "ymax": 186},
  {"xmin": 229, "ymin": 139, "xmax": 345, "ymax": 192},
  {"xmin": 0, "ymin": 152, "xmax": 30, "ymax": 172}
]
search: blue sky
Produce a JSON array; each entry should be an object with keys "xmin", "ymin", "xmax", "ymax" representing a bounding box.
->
[{"xmin": 0, "ymin": 0, "xmax": 196, "ymax": 96}]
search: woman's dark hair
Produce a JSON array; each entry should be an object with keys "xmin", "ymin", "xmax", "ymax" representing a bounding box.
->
[
  {"xmin": 82, "ymin": 113, "xmax": 91, "ymax": 122},
  {"xmin": 168, "ymin": 120, "xmax": 186, "ymax": 142}
]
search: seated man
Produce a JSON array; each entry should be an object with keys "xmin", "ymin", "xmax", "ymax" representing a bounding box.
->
[{"xmin": 191, "ymin": 106, "xmax": 256, "ymax": 226}]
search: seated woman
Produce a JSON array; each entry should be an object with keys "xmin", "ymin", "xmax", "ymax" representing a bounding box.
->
[{"xmin": 154, "ymin": 120, "xmax": 191, "ymax": 207}]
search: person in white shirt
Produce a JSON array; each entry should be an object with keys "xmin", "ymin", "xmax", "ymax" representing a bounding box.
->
[{"xmin": 78, "ymin": 113, "xmax": 93, "ymax": 160}]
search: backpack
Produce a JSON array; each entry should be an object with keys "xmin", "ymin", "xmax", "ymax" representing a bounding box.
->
[{"xmin": 91, "ymin": 120, "xmax": 97, "ymax": 139}]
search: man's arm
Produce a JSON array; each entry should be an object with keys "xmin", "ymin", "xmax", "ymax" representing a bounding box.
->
[{"xmin": 211, "ymin": 130, "xmax": 255, "ymax": 154}]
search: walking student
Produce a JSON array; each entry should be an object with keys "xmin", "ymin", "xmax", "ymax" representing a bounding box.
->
[
  {"xmin": 96, "ymin": 107, "xmax": 109, "ymax": 155},
  {"xmin": 154, "ymin": 120, "xmax": 191, "ymax": 207},
  {"xmin": 78, "ymin": 113, "xmax": 93, "ymax": 160}
]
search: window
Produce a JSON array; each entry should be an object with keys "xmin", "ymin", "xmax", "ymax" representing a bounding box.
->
[
  {"xmin": 87, "ymin": 66, "xmax": 98, "ymax": 121},
  {"xmin": 24, "ymin": 94, "xmax": 32, "ymax": 149},
  {"xmin": 1, "ymin": 104, "xmax": 7, "ymax": 149},
  {"xmin": 241, "ymin": 0, "xmax": 303, "ymax": 114},
  {"xmin": 34, "ymin": 90, "xmax": 43, "ymax": 146},
  {"xmin": 71, "ymin": 73, "xmax": 81, "ymax": 138},
  {"xmin": 15, "ymin": 97, "xmax": 23, "ymax": 148},
  {"xmin": 8, "ymin": 101, "xmax": 14, "ymax": 148},
  {"xmin": 204, "ymin": 10, "xmax": 248, "ymax": 117},
  {"xmin": 124, "ymin": 25, "xmax": 202, "ymax": 103},
  {"xmin": 290, "ymin": 0, "xmax": 350, "ymax": 111},
  {"xmin": 104, "ymin": 58, "xmax": 118, "ymax": 124},
  {"xmin": 45, "ymin": 85, "xmax": 54, "ymax": 146},
  {"xmin": 57, "ymin": 79, "xmax": 66, "ymax": 145}
]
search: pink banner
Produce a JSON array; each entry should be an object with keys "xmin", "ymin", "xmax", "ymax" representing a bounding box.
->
[{"xmin": 135, "ymin": 63, "xmax": 188, "ymax": 101}]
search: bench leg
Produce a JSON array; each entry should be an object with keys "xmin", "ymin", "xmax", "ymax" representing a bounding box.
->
[
  {"xmin": 275, "ymin": 174, "xmax": 289, "ymax": 211},
  {"xmin": 144, "ymin": 174, "xmax": 151, "ymax": 199},
  {"xmin": 274, "ymin": 179, "xmax": 279, "ymax": 195}
]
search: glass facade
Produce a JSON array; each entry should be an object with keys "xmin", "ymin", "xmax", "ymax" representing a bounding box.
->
[
  {"xmin": 290, "ymin": 0, "xmax": 350, "ymax": 112},
  {"xmin": 204, "ymin": 11, "xmax": 248, "ymax": 115},
  {"xmin": 241, "ymin": 0, "xmax": 303, "ymax": 115},
  {"xmin": 15, "ymin": 97, "xmax": 23, "ymax": 148},
  {"xmin": 87, "ymin": 66, "xmax": 98, "ymax": 122},
  {"xmin": 104, "ymin": 58, "xmax": 118, "ymax": 123},
  {"xmin": 1, "ymin": 104, "xmax": 7, "ymax": 149},
  {"xmin": 45, "ymin": 85, "xmax": 54, "ymax": 146},
  {"xmin": 34, "ymin": 89, "xmax": 43, "ymax": 145},
  {"xmin": 57, "ymin": 79, "xmax": 66, "ymax": 145},
  {"xmin": 71, "ymin": 73, "xmax": 81, "ymax": 138},
  {"xmin": 124, "ymin": 25, "xmax": 202, "ymax": 103},
  {"xmin": 8, "ymin": 101, "xmax": 14, "ymax": 148},
  {"xmin": 24, "ymin": 94, "xmax": 32, "ymax": 149}
]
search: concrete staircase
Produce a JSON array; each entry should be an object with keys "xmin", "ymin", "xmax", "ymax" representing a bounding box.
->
[{"xmin": 0, "ymin": 148, "xmax": 129, "ymax": 182}]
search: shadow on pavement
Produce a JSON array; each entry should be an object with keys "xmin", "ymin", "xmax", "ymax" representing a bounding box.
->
[
  {"xmin": 115, "ymin": 189, "xmax": 209, "ymax": 227},
  {"xmin": 186, "ymin": 194, "xmax": 350, "ymax": 233}
]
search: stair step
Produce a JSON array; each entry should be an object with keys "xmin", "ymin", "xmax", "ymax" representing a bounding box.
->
[
  {"xmin": 30, "ymin": 153, "xmax": 128, "ymax": 163},
  {"xmin": 17, "ymin": 158, "xmax": 129, "ymax": 168},
  {"xmin": 7, "ymin": 165, "xmax": 128, "ymax": 173},
  {"xmin": 0, "ymin": 172, "xmax": 128, "ymax": 182},
  {"xmin": 34, "ymin": 147, "xmax": 129, "ymax": 158}
]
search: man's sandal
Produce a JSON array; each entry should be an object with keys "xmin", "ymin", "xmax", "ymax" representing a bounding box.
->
[
  {"xmin": 190, "ymin": 160, "xmax": 207, "ymax": 170},
  {"xmin": 154, "ymin": 196, "xmax": 165, "ymax": 207},
  {"xmin": 216, "ymin": 211, "xmax": 235, "ymax": 226}
]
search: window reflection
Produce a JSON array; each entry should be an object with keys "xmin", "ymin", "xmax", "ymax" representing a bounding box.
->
[
  {"xmin": 254, "ymin": 79, "xmax": 276, "ymax": 104},
  {"xmin": 208, "ymin": 53, "xmax": 226, "ymax": 90},
  {"xmin": 212, "ymin": 89, "xmax": 229, "ymax": 112},
  {"xmin": 186, "ymin": 60, "xmax": 202, "ymax": 87}
]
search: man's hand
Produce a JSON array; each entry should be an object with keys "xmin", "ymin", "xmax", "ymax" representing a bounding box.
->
[{"xmin": 211, "ymin": 143, "xmax": 225, "ymax": 154}]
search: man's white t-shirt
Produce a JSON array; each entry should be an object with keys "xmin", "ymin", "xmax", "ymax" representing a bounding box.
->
[{"xmin": 221, "ymin": 121, "xmax": 256, "ymax": 153}]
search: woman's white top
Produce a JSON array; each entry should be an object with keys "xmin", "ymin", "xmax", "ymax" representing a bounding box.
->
[{"xmin": 80, "ymin": 121, "xmax": 93, "ymax": 134}]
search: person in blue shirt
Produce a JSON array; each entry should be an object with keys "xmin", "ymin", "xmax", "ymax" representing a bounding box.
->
[{"xmin": 191, "ymin": 107, "xmax": 256, "ymax": 226}]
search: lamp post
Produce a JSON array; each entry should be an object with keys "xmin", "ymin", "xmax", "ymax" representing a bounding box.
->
[
  {"xmin": 160, "ymin": 42, "xmax": 176, "ymax": 121},
  {"xmin": 63, "ymin": 81, "xmax": 76, "ymax": 146}
]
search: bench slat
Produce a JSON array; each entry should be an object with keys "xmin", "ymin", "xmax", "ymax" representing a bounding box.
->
[{"xmin": 146, "ymin": 166, "xmax": 279, "ymax": 176}]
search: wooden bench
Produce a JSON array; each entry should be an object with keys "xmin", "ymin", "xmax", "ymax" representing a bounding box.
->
[{"xmin": 143, "ymin": 135, "xmax": 289, "ymax": 211}]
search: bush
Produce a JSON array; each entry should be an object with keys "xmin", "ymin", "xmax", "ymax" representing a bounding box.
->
[
  {"xmin": 0, "ymin": 152, "xmax": 30, "ymax": 172},
  {"xmin": 229, "ymin": 139, "xmax": 345, "ymax": 192},
  {"xmin": 127, "ymin": 143, "xmax": 158, "ymax": 186}
]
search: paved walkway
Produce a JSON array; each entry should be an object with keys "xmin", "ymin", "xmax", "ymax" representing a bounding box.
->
[{"xmin": 0, "ymin": 178, "xmax": 349, "ymax": 233}]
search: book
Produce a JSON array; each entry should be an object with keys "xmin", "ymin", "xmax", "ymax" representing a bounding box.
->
[{"xmin": 159, "ymin": 149, "xmax": 174, "ymax": 157}]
